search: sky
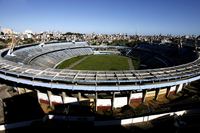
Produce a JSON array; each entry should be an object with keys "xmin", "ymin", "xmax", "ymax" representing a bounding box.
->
[{"xmin": 0, "ymin": 0, "xmax": 200, "ymax": 35}]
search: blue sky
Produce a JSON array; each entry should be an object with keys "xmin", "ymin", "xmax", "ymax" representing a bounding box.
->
[{"xmin": 0, "ymin": 0, "xmax": 200, "ymax": 35}]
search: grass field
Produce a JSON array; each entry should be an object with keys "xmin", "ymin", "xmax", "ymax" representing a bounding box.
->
[
  {"xmin": 56, "ymin": 55, "xmax": 86, "ymax": 69},
  {"xmin": 57, "ymin": 54, "xmax": 139, "ymax": 70},
  {"xmin": 131, "ymin": 57, "xmax": 140, "ymax": 70}
]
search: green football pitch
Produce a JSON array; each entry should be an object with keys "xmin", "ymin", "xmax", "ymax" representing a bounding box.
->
[{"xmin": 56, "ymin": 54, "xmax": 139, "ymax": 70}]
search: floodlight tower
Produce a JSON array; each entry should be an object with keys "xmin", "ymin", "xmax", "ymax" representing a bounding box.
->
[
  {"xmin": 194, "ymin": 37, "xmax": 198, "ymax": 50},
  {"xmin": 7, "ymin": 30, "xmax": 16, "ymax": 56},
  {"xmin": 72, "ymin": 35, "xmax": 76, "ymax": 44},
  {"xmin": 39, "ymin": 32, "xmax": 47, "ymax": 47},
  {"xmin": 178, "ymin": 37, "xmax": 183, "ymax": 48}
]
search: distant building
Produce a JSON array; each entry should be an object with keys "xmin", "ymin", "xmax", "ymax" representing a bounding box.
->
[
  {"xmin": 23, "ymin": 30, "xmax": 33, "ymax": 38},
  {"xmin": 2, "ymin": 28, "xmax": 13, "ymax": 35},
  {"xmin": 161, "ymin": 39, "xmax": 172, "ymax": 44},
  {"xmin": 24, "ymin": 29, "xmax": 33, "ymax": 34}
]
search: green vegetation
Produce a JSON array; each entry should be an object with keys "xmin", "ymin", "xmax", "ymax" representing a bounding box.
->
[
  {"xmin": 132, "ymin": 57, "xmax": 140, "ymax": 70},
  {"xmin": 0, "ymin": 38, "xmax": 11, "ymax": 44},
  {"xmin": 22, "ymin": 38, "xmax": 35, "ymax": 44},
  {"xmin": 57, "ymin": 54, "xmax": 140, "ymax": 70},
  {"xmin": 109, "ymin": 39, "xmax": 143, "ymax": 47},
  {"xmin": 0, "ymin": 45, "xmax": 6, "ymax": 49},
  {"xmin": 72, "ymin": 55, "xmax": 130, "ymax": 70},
  {"xmin": 0, "ymin": 40, "xmax": 7, "ymax": 49},
  {"xmin": 56, "ymin": 55, "xmax": 86, "ymax": 69}
]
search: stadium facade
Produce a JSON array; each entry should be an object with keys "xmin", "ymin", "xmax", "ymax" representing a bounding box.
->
[{"xmin": 0, "ymin": 42, "xmax": 200, "ymax": 111}]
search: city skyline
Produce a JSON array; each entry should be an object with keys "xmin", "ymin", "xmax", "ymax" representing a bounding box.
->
[{"xmin": 0, "ymin": 0, "xmax": 200, "ymax": 35}]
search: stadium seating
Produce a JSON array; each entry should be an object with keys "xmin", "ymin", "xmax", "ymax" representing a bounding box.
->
[{"xmin": 4, "ymin": 42, "xmax": 93, "ymax": 68}]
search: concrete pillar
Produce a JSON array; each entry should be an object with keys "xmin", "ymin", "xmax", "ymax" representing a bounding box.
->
[
  {"xmin": 111, "ymin": 92, "xmax": 116, "ymax": 110},
  {"xmin": 128, "ymin": 91, "xmax": 132, "ymax": 105},
  {"xmin": 154, "ymin": 88, "xmax": 160, "ymax": 100},
  {"xmin": 24, "ymin": 88, "xmax": 32, "ymax": 93},
  {"xmin": 183, "ymin": 83, "xmax": 187, "ymax": 88},
  {"xmin": 16, "ymin": 87, "xmax": 25, "ymax": 95},
  {"xmin": 26, "ymin": 88, "xmax": 32, "ymax": 93},
  {"xmin": 17, "ymin": 88, "xmax": 26, "ymax": 94},
  {"xmin": 177, "ymin": 84, "xmax": 183, "ymax": 93},
  {"xmin": 165, "ymin": 87, "xmax": 171, "ymax": 98},
  {"xmin": 61, "ymin": 91, "xmax": 66, "ymax": 104},
  {"xmin": 95, "ymin": 92, "xmax": 98, "ymax": 111},
  {"xmin": 47, "ymin": 90, "xmax": 53, "ymax": 108},
  {"xmin": 175, "ymin": 84, "xmax": 184, "ymax": 94},
  {"xmin": 36, "ymin": 90, "xmax": 41, "ymax": 104},
  {"xmin": 77, "ymin": 92, "xmax": 81, "ymax": 102},
  {"xmin": 175, "ymin": 85, "xmax": 179, "ymax": 94},
  {"xmin": 18, "ymin": 88, "xmax": 26, "ymax": 94},
  {"xmin": 15, "ymin": 87, "xmax": 21, "ymax": 95},
  {"xmin": 142, "ymin": 90, "xmax": 147, "ymax": 103}
]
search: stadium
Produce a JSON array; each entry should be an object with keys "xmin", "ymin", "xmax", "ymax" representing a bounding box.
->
[{"xmin": 0, "ymin": 41, "xmax": 199, "ymax": 114}]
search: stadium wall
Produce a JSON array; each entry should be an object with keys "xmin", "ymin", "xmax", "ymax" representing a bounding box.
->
[{"xmin": 34, "ymin": 83, "xmax": 184, "ymax": 110}]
